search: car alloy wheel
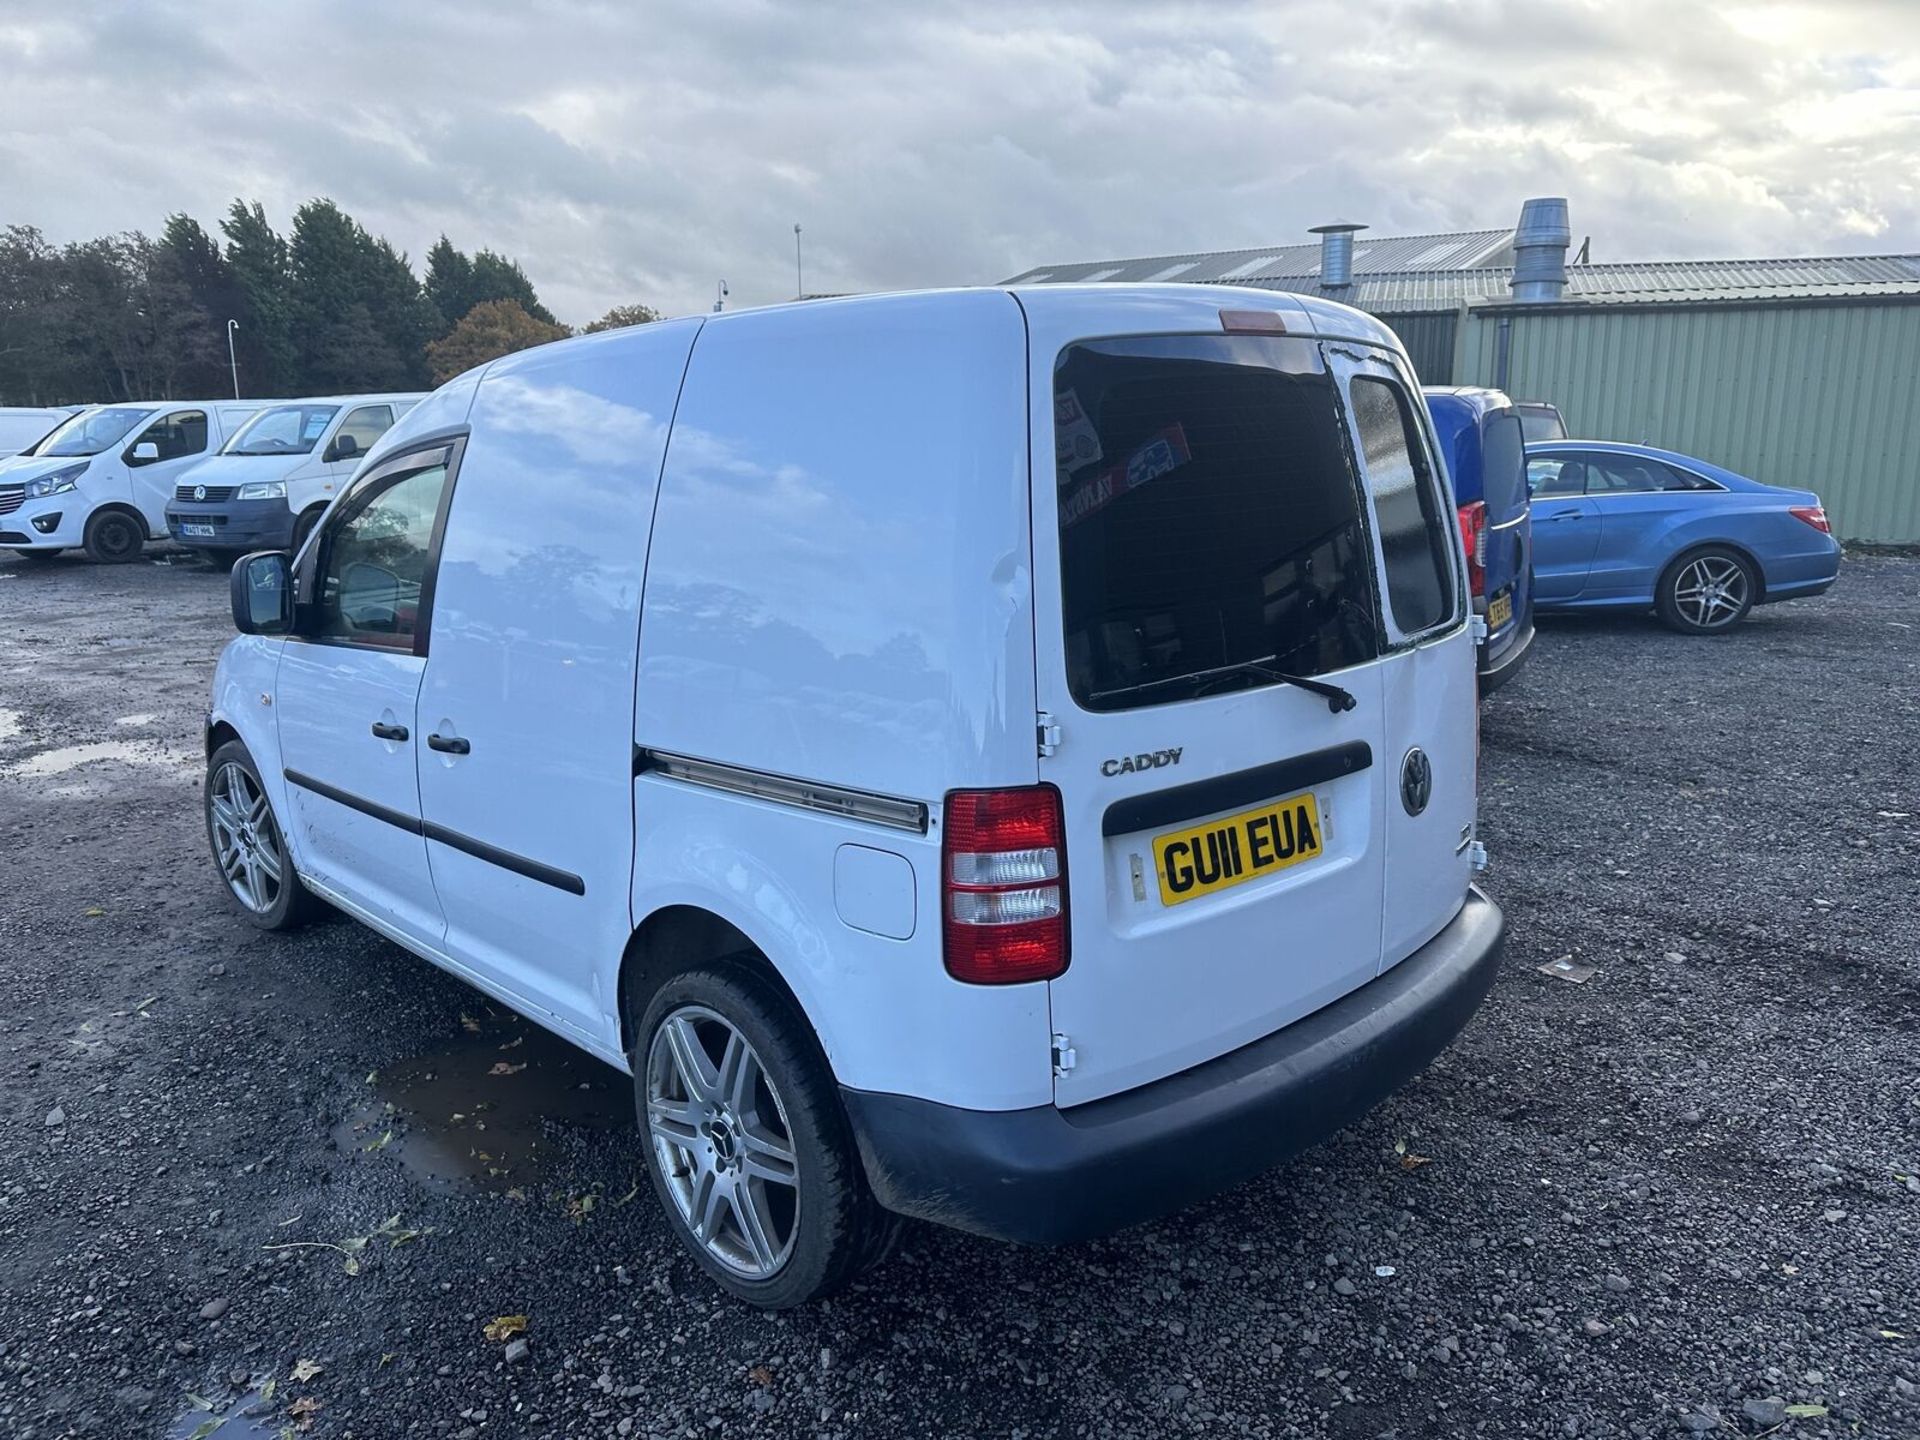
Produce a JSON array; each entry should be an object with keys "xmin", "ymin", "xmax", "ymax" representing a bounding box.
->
[
  {"xmin": 1671, "ymin": 554, "xmax": 1749, "ymax": 630},
  {"xmin": 209, "ymin": 760, "xmax": 286, "ymax": 914},
  {"xmin": 644, "ymin": 1004, "xmax": 801, "ymax": 1279}
]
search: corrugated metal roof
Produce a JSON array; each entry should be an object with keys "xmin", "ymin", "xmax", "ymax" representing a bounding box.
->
[
  {"xmin": 1002, "ymin": 229, "xmax": 1514, "ymax": 286},
  {"xmin": 1007, "ymin": 242, "xmax": 1920, "ymax": 311}
]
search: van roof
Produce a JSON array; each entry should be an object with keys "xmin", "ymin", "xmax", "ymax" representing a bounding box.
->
[{"xmin": 702, "ymin": 284, "xmax": 1410, "ymax": 353}]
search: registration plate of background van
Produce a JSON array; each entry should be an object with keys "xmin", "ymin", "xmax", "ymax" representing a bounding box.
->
[
  {"xmin": 1153, "ymin": 791, "xmax": 1325, "ymax": 905},
  {"xmin": 1486, "ymin": 589, "xmax": 1513, "ymax": 629},
  {"xmin": 181, "ymin": 523, "xmax": 216, "ymax": 538}
]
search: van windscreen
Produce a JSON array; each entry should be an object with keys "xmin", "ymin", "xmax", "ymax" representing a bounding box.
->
[{"xmin": 1054, "ymin": 335, "xmax": 1381, "ymax": 713}]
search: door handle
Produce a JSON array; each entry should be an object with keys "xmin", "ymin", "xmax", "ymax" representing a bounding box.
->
[
  {"xmin": 1542, "ymin": 510, "xmax": 1583, "ymax": 522},
  {"xmin": 427, "ymin": 733, "xmax": 470, "ymax": 755},
  {"xmin": 370, "ymin": 721, "xmax": 409, "ymax": 742}
]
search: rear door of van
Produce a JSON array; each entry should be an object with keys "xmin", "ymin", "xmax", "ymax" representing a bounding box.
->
[{"xmin": 1020, "ymin": 292, "xmax": 1475, "ymax": 1106}]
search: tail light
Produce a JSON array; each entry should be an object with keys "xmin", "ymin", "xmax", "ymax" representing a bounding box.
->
[
  {"xmin": 943, "ymin": 786, "xmax": 1069, "ymax": 984},
  {"xmin": 1789, "ymin": 505, "xmax": 1831, "ymax": 534},
  {"xmin": 1456, "ymin": 501, "xmax": 1488, "ymax": 599}
]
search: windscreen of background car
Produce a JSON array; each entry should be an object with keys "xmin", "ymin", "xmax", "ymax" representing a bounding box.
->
[
  {"xmin": 36, "ymin": 406, "xmax": 147, "ymax": 457},
  {"xmin": 225, "ymin": 405, "xmax": 341, "ymax": 455},
  {"xmin": 1054, "ymin": 335, "xmax": 1381, "ymax": 713}
]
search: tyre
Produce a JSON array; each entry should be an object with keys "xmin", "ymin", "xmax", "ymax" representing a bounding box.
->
[
  {"xmin": 631, "ymin": 963, "xmax": 899, "ymax": 1307},
  {"xmin": 204, "ymin": 740, "xmax": 322, "ymax": 931},
  {"xmin": 10, "ymin": 548, "xmax": 61, "ymax": 562},
  {"xmin": 1657, "ymin": 546, "xmax": 1756, "ymax": 634},
  {"xmin": 291, "ymin": 505, "xmax": 324, "ymax": 556},
  {"xmin": 82, "ymin": 507, "xmax": 147, "ymax": 564}
]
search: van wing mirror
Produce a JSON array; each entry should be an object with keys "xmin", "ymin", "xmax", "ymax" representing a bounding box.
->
[
  {"xmin": 327, "ymin": 433, "xmax": 359, "ymax": 463},
  {"xmin": 230, "ymin": 551, "xmax": 293, "ymax": 635},
  {"xmin": 130, "ymin": 441, "xmax": 160, "ymax": 463}
]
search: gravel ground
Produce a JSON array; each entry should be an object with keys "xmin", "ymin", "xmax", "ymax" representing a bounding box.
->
[{"xmin": 1, "ymin": 546, "xmax": 1916, "ymax": 1440}]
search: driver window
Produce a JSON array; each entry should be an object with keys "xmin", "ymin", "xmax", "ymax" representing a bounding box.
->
[
  {"xmin": 1528, "ymin": 458, "xmax": 1586, "ymax": 497},
  {"xmin": 333, "ymin": 405, "xmax": 396, "ymax": 460},
  {"xmin": 314, "ymin": 463, "xmax": 448, "ymax": 649},
  {"xmin": 130, "ymin": 410, "xmax": 208, "ymax": 464}
]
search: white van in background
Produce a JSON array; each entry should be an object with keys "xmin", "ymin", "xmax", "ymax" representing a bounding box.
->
[
  {"xmin": 0, "ymin": 400, "xmax": 266, "ymax": 562},
  {"xmin": 165, "ymin": 394, "xmax": 425, "ymax": 560},
  {"xmin": 0, "ymin": 407, "xmax": 75, "ymax": 460},
  {"xmin": 207, "ymin": 286, "xmax": 1501, "ymax": 1306}
]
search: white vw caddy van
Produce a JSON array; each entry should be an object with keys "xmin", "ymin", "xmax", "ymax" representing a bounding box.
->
[
  {"xmin": 0, "ymin": 400, "xmax": 265, "ymax": 561},
  {"xmin": 206, "ymin": 285, "xmax": 1503, "ymax": 1307},
  {"xmin": 165, "ymin": 393, "xmax": 425, "ymax": 560}
]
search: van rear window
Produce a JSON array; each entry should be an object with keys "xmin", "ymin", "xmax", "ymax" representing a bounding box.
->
[{"xmin": 1053, "ymin": 335, "xmax": 1381, "ymax": 713}]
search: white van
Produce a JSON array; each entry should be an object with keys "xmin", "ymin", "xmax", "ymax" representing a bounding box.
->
[
  {"xmin": 0, "ymin": 407, "xmax": 73, "ymax": 460},
  {"xmin": 0, "ymin": 400, "xmax": 266, "ymax": 562},
  {"xmin": 165, "ymin": 394, "xmax": 425, "ymax": 559},
  {"xmin": 206, "ymin": 286, "xmax": 1503, "ymax": 1306}
]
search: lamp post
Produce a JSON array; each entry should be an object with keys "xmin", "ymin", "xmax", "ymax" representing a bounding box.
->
[
  {"xmin": 225, "ymin": 319, "xmax": 240, "ymax": 399},
  {"xmin": 714, "ymin": 279, "xmax": 728, "ymax": 314},
  {"xmin": 793, "ymin": 224, "xmax": 803, "ymax": 300}
]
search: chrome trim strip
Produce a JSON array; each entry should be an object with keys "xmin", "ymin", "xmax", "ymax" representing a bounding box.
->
[{"xmin": 637, "ymin": 749, "xmax": 929, "ymax": 835}]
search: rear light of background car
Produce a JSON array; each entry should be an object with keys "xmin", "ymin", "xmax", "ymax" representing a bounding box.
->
[
  {"xmin": 943, "ymin": 786, "xmax": 1069, "ymax": 984},
  {"xmin": 1790, "ymin": 505, "xmax": 1831, "ymax": 534},
  {"xmin": 1456, "ymin": 501, "xmax": 1488, "ymax": 598}
]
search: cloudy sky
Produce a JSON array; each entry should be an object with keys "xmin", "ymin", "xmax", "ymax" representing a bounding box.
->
[{"xmin": 2, "ymin": 0, "xmax": 1915, "ymax": 324}]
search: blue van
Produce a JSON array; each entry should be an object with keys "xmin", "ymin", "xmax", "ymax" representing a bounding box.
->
[{"xmin": 1423, "ymin": 387, "xmax": 1535, "ymax": 692}]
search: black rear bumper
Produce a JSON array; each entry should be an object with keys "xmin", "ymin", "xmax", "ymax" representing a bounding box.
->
[
  {"xmin": 842, "ymin": 887, "xmax": 1504, "ymax": 1244},
  {"xmin": 1478, "ymin": 616, "xmax": 1535, "ymax": 694}
]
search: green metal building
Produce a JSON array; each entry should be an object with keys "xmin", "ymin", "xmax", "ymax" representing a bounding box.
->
[{"xmin": 1005, "ymin": 207, "xmax": 1920, "ymax": 541}]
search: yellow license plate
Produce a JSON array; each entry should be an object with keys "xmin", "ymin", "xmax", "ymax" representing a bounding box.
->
[
  {"xmin": 1487, "ymin": 590, "xmax": 1513, "ymax": 629},
  {"xmin": 1153, "ymin": 791, "xmax": 1325, "ymax": 906}
]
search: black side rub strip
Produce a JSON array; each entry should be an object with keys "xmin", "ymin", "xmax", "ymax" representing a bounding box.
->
[
  {"xmin": 1101, "ymin": 741, "xmax": 1373, "ymax": 838},
  {"xmin": 285, "ymin": 768, "xmax": 421, "ymax": 833},
  {"xmin": 282, "ymin": 770, "xmax": 585, "ymax": 896}
]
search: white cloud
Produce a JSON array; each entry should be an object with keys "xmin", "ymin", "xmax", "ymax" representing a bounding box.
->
[{"xmin": 0, "ymin": 0, "xmax": 1914, "ymax": 322}]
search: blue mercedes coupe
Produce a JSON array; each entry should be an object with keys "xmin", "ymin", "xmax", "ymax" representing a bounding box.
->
[{"xmin": 1524, "ymin": 441, "xmax": 1841, "ymax": 634}]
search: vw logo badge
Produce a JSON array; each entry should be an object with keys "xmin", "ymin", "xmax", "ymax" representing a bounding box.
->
[
  {"xmin": 193, "ymin": 484, "xmax": 207, "ymax": 501},
  {"xmin": 1400, "ymin": 747, "xmax": 1433, "ymax": 816}
]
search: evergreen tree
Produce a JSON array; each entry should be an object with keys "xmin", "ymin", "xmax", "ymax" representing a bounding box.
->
[
  {"xmin": 288, "ymin": 199, "xmax": 434, "ymax": 390},
  {"xmin": 157, "ymin": 214, "xmax": 243, "ymax": 395},
  {"xmin": 424, "ymin": 235, "xmax": 475, "ymax": 336},
  {"xmin": 221, "ymin": 200, "xmax": 296, "ymax": 395}
]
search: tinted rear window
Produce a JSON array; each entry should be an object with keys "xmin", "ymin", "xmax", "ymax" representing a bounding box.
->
[
  {"xmin": 1481, "ymin": 411, "xmax": 1527, "ymax": 517},
  {"xmin": 1053, "ymin": 335, "xmax": 1381, "ymax": 713},
  {"xmin": 1348, "ymin": 378, "xmax": 1451, "ymax": 635}
]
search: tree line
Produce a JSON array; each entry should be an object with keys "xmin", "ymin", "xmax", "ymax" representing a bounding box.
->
[{"xmin": 0, "ymin": 198, "xmax": 659, "ymax": 406}]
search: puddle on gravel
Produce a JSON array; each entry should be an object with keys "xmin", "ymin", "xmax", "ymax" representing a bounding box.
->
[
  {"xmin": 114, "ymin": 712, "xmax": 159, "ymax": 727},
  {"xmin": 0, "ymin": 707, "xmax": 19, "ymax": 742},
  {"xmin": 165, "ymin": 1380, "xmax": 280, "ymax": 1439},
  {"xmin": 4, "ymin": 739, "xmax": 191, "ymax": 778},
  {"xmin": 334, "ymin": 1008, "xmax": 629, "ymax": 1190}
]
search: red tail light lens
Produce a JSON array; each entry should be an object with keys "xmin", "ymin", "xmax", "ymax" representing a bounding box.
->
[
  {"xmin": 1456, "ymin": 501, "xmax": 1488, "ymax": 598},
  {"xmin": 943, "ymin": 786, "xmax": 1069, "ymax": 984},
  {"xmin": 1789, "ymin": 505, "xmax": 1831, "ymax": 534}
]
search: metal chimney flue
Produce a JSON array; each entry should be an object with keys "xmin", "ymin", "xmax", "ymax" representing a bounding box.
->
[
  {"xmin": 1511, "ymin": 197, "xmax": 1571, "ymax": 301},
  {"xmin": 1308, "ymin": 221, "xmax": 1367, "ymax": 289}
]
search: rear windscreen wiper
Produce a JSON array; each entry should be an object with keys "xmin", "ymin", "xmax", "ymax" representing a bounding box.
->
[{"xmin": 1091, "ymin": 655, "xmax": 1358, "ymax": 714}]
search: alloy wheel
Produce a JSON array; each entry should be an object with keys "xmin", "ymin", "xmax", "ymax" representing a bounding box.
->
[
  {"xmin": 645, "ymin": 1005, "xmax": 800, "ymax": 1279},
  {"xmin": 209, "ymin": 761, "xmax": 285, "ymax": 914},
  {"xmin": 1672, "ymin": 555, "xmax": 1749, "ymax": 629}
]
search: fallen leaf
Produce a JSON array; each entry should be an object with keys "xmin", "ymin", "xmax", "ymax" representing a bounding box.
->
[
  {"xmin": 488, "ymin": 1061, "xmax": 527, "ymax": 1076},
  {"xmin": 460, "ymin": 1013, "xmax": 481, "ymax": 1032},
  {"xmin": 1399, "ymin": 1153, "xmax": 1433, "ymax": 1171},
  {"xmin": 289, "ymin": 1359, "xmax": 323, "ymax": 1382},
  {"xmin": 132, "ymin": 995, "xmax": 159, "ymax": 1012},
  {"xmin": 261, "ymin": 1377, "xmax": 278, "ymax": 1404},
  {"xmin": 1880, "ymin": 1329, "xmax": 1906, "ymax": 1339},
  {"xmin": 379, "ymin": 1352, "xmax": 397, "ymax": 1367},
  {"xmin": 498, "ymin": 1036, "xmax": 524, "ymax": 1050},
  {"xmin": 364, "ymin": 1129, "xmax": 393, "ymax": 1152},
  {"xmin": 185, "ymin": 1422, "xmax": 220, "ymax": 1440},
  {"xmin": 289, "ymin": 1394, "xmax": 324, "ymax": 1430},
  {"xmin": 505, "ymin": 1187, "xmax": 528, "ymax": 1203},
  {"xmin": 484, "ymin": 1314, "xmax": 529, "ymax": 1343},
  {"xmin": 748, "ymin": 1365, "xmax": 774, "ymax": 1386},
  {"xmin": 184, "ymin": 1393, "xmax": 217, "ymax": 1411},
  {"xmin": 365, "ymin": 1070, "xmax": 378, "ymax": 1085},
  {"xmin": 83, "ymin": 906, "xmax": 105, "ymax": 917},
  {"xmin": 1784, "ymin": 1404, "xmax": 1827, "ymax": 1418}
]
